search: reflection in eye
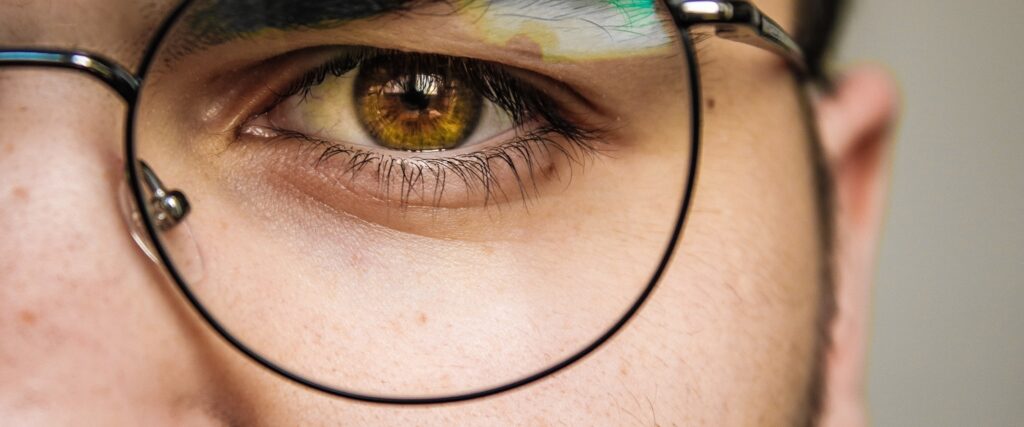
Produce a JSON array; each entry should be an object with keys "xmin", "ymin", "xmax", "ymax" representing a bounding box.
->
[
  {"xmin": 241, "ymin": 49, "xmax": 603, "ymax": 206},
  {"xmin": 355, "ymin": 54, "xmax": 484, "ymax": 151}
]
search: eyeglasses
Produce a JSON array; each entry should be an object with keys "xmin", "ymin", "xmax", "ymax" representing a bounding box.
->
[{"xmin": 1, "ymin": 0, "xmax": 806, "ymax": 404}]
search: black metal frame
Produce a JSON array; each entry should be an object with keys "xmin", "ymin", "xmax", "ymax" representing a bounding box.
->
[{"xmin": 0, "ymin": 0, "xmax": 805, "ymax": 405}]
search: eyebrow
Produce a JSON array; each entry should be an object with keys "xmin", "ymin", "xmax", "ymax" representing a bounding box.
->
[
  {"xmin": 183, "ymin": 0, "xmax": 668, "ymax": 51},
  {"xmin": 185, "ymin": 0, "xmax": 443, "ymax": 48}
]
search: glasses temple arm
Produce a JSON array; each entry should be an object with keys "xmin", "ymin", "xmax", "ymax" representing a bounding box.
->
[{"xmin": 667, "ymin": 0, "xmax": 808, "ymax": 75}]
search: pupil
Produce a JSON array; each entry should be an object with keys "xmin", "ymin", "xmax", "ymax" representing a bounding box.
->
[{"xmin": 400, "ymin": 80, "xmax": 431, "ymax": 111}]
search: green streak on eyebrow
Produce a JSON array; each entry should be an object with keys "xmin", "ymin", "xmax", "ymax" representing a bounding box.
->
[
  {"xmin": 462, "ymin": 0, "xmax": 673, "ymax": 62},
  {"xmin": 605, "ymin": 0, "xmax": 658, "ymax": 29}
]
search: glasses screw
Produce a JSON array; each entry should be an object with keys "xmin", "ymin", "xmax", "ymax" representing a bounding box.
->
[{"xmin": 139, "ymin": 161, "xmax": 190, "ymax": 231}]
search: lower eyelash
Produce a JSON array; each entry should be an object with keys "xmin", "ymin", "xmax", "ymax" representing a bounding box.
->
[{"xmin": 261, "ymin": 124, "xmax": 604, "ymax": 207}]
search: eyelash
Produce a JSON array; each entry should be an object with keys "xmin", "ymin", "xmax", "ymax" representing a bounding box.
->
[{"xmin": 251, "ymin": 48, "xmax": 605, "ymax": 207}]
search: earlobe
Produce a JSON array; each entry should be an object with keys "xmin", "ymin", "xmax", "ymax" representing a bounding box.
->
[{"xmin": 814, "ymin": 66, "xmax": 900, "ymax": 426}]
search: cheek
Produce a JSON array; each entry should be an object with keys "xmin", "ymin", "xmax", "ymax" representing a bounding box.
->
[
  {"xmin": 635, "ymin": 70, "xmax": 825, "ymax": 421},
  {"xmin": 529, "ymin": 119, "xmax": 823, "ymax": 425}
]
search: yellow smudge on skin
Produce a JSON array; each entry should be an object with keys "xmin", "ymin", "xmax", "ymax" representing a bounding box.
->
[{"xmin": 457, "ymin": 0, "xmax": 673, "ymax": 62}]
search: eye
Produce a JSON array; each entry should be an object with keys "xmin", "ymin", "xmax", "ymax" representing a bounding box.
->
[
  {"xmin": 238, "ymin": 48, "xmax": 601, "ymax": 208},
  {"xmin": 259, "ymin": 51, "xmax": 517, "ymax": 153}
]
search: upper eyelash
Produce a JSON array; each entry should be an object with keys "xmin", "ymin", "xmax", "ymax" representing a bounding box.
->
[{"xmin": 276, "ymin": 49, "xmax": 366, "ymax": 102}]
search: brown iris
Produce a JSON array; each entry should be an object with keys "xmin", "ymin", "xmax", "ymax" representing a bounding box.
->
[{"xmin": 354, "ymin": 57, "xmax": 483, "ymax": 152}]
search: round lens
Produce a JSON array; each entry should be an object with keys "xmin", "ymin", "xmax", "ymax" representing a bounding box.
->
[{"xmin": 131, "ymin": 0, "xmax": 698, "ymax": 400}]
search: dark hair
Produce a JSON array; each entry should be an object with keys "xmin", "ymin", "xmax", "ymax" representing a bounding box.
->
[
  {"xmin": 795, "ymin": 0, "xmax": 847, "ymax": 79},
  {"xmin": 791, "ymin": 1, "xmax": 847, "ymax": 425}
]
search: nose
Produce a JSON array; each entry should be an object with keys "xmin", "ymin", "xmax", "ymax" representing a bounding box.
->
[
  {"xmin": 0, "ymin": 64, "xmax": 224, "ymax": 422},
  {"xmin": 0, "ymin": 69, "xmax": 130, "ymax": 291}
]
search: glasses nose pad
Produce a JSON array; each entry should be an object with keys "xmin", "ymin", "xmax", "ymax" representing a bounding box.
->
[{"xmin": 118, "ymin": 176, "xmax": 205, "ymax": 284}]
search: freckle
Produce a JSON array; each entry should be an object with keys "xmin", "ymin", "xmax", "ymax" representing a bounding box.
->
[
  {"xmin": 706, "ymin": 98, "xmax": 716, "ymax": 110},
  {"xmin": 619, "ymin": 362, "xmax": 629, "ymax": 376},
  {"xmin": 416, "ymin": 312, "xmax": 427, "ymax": 325},
  {"xmin": 388, "ymin": 319, "xmax": 403, "ymax": 334},
  {"xmin": 1, "ymin": 144, "xmax": 13, "ymax": 154},
  {"xmin": 11, "ymin": 186, "xmax": 29, "ymax": 201},
  {"xmin": 481, "ymin": 246, "xmax": 494, "ymax": 255},
  {"xmin": 18, "ymin": 310, "xmax": 37, "ymax": 325}
]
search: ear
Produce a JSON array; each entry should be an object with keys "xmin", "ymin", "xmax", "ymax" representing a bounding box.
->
[{"xmin": 815, "ymin": 66, "xmax": 900, "ymax": 427}]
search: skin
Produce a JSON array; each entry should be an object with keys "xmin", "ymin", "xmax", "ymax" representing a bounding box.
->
[{"xmin": 0, "ymin": 0, "xmax": 898, "ymax": 425}]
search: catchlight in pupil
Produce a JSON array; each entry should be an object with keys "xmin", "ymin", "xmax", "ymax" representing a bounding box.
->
[{"xmin": 355, "ymin": 56, "xmax": 483, "ymax": 152}]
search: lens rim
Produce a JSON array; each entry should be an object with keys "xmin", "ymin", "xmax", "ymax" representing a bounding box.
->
[{"xmin": 125, "ymin": 0, "xmax": 705, "ymax": 404}]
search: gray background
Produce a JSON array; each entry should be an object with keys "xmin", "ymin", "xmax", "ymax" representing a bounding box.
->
[{"xmin": 836, "ymin": 0, "xmax": 1024, "ymax": 425}]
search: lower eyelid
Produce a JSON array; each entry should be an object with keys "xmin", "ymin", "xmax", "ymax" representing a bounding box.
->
[{"xmin": 221, "ymin": 137, "xmax": 555, "ymax": 240}]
